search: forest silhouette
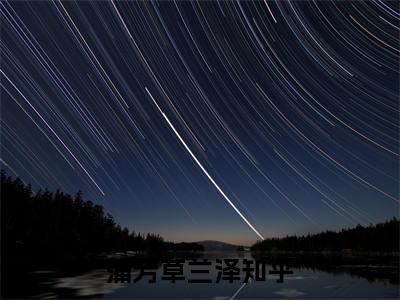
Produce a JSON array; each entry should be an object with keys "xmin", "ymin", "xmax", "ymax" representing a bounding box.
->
[
  {"xmin": 2, "ymin": 169, "xmax": 398, "ymax": 262},
  {"xmin": 251, "ymin": 218, "xmax": 399, "ymax": 253},
  {"xmin": 1, "ymin": 170, "xmax": 202, "ymax": 266}
]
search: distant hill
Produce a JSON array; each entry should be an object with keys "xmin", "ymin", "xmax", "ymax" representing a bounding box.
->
[{"xmin": 196, "ymin": 240, "xmax": 242, "ymax": 251}]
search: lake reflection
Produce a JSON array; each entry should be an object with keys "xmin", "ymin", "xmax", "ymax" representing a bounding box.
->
[{"xmin": 31, "ymin": 252, "xmax": 399, "ymax": 299}]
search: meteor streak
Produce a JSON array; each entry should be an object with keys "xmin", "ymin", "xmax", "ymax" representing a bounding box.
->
[{"xmin": 145, "ymin": 87, "xmax": 264, "ymax": 240}]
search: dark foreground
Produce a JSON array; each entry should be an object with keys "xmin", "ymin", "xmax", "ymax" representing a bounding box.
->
[{"xmin": 4, "ymin": 251, "xmax": 399, "ymax": 299}]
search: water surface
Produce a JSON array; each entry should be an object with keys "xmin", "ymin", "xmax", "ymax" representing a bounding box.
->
[{"xmin": 27, "ymin": 252, "xmax": 399, "ymax": 299}]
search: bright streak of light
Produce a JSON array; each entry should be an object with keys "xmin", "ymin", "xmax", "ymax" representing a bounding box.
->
[{"xmin": 146, "ymin": 87, "xmax": 265, "ymax": 240}]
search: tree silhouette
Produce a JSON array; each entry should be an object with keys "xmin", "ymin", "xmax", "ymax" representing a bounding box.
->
[
  {"xmin": 1, "ymin": 170, "xmax": 203, "ymax": 265},
  {"xmin": 251, "ymin": 218, "xmax": 399, "ymax": 253}
]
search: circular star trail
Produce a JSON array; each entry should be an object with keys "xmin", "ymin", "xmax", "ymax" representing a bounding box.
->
[{"xmin": 1, "ymin": 1, "xmax": 398, "ymax": 243}]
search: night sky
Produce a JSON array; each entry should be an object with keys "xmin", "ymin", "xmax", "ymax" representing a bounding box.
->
[{"xmin": 1, "ymin": 1, "xmax": 398, "ymax": 245}]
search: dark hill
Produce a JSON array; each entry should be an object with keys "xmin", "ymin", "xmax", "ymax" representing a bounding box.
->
[{"xmin": 195, "ymin": 240, "xmax": 242, "ymax": 251}]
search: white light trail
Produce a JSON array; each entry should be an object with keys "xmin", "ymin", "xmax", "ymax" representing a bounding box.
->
[
  {"xmin": 1, "ymin": 69, "xmax": 105, "ymax": 196},
  {"xmin": 145, "ymin": 87, "xmax": 264, "ymax": 240}
]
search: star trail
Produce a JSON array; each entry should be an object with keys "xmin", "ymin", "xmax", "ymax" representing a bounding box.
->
[{"xmin": 1, "ymin": 1, "xmax": 398, "ymax": 244}]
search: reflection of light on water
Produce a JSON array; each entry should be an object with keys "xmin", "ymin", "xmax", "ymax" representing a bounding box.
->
[
  {"xmin": 28, "ymin": 254, "xmax": 399, "ymax": 299},
  {"xmin": 54, "ymin": 270, "xmax": 130, "ymax": 296},
  {"xmin": 41, "ymin": 269, "xmax": 134, "ymax": 297},
  {"xmin": 230, "ymin": 281, "xmax": 247, "ymax": 300},
  {"xmin": 274, "ymin": 288, "xmax": 306, "ymax": 298}
]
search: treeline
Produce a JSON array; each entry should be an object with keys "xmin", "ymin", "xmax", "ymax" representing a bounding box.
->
[
  {"xmin": 251, "ymin": 219, "xmax": 399, "ymax": 253},
  {"xmin": 1, "ymin": 170, "xmax": 202, "ymax": 263}
]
